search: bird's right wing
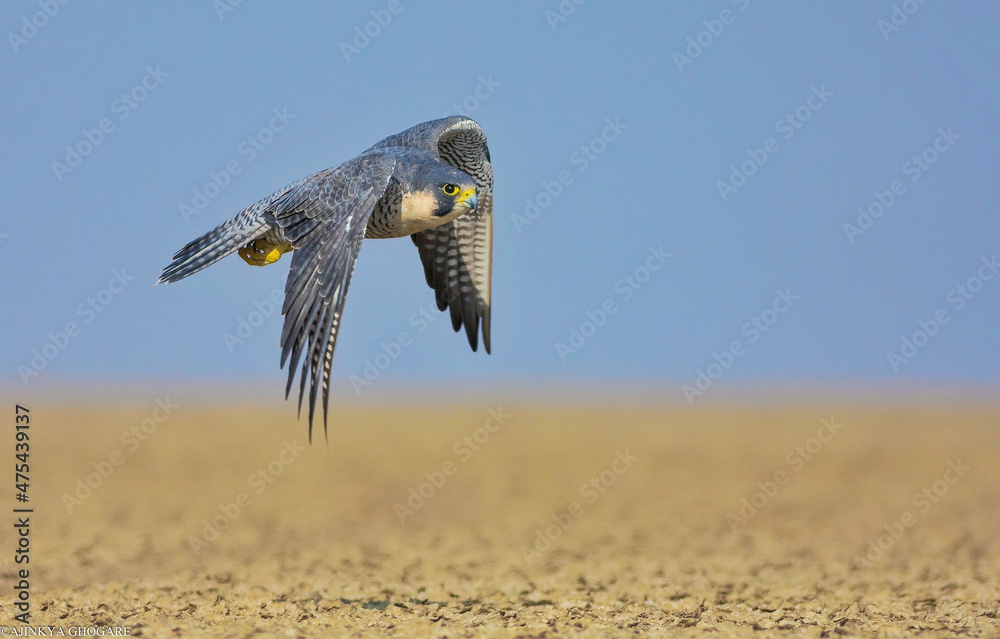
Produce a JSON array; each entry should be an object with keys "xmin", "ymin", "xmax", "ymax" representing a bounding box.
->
[{"xmin": 268, "ymin": 151, "xmax": 397, "ymax": 439}]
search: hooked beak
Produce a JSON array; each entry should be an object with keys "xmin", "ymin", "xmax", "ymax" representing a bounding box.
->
[{"xmin": 459, "ymin": 188, "xmax": 478, "ymax": 211}]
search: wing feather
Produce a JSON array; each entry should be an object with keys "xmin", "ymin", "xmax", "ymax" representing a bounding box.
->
[{"xmin": 266, "ymin": 151, "xmax": 396, "ymax": 439}]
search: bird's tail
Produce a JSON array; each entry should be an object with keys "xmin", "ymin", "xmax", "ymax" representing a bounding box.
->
[{"xmin": 156, "ymin": 209, "xmax": 267, "ymax": 284}]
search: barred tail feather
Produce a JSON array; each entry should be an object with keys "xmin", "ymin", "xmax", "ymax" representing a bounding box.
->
[{"xmin": 155, "ymin": 210, "xmax": 267, "ymax": 284}]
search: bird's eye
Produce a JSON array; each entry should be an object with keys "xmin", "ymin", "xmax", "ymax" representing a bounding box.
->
[{"xmin": 441, "ymin": 184, "xmax": 460, "ymax": 197}]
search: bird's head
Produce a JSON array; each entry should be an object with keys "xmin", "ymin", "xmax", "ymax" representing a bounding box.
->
[{"xmin": 400, "ymin": 163, "xmax": 479, "ymax": 230}]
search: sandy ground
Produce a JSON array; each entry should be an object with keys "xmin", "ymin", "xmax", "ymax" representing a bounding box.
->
[{"xmin": 0, "ymin": 401, "xmax": 998, "ymax": 637}]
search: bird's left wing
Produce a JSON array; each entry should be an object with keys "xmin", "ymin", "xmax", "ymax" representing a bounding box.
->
[
  {"xmin": 410, "ymin": 119, "xmax": 494, "ymax": 353},
  {"xmin": 268, "ymin": 151, "xmax": 397, "ymax": 439}
]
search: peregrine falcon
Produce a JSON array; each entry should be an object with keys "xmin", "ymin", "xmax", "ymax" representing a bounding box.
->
[{"xmin": 156, "ymin": 117, "xmax": 493, "ymax": 438}]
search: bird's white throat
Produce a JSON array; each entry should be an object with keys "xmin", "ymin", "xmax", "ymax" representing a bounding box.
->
[{"xmin": 400, "ymin": 191, "xmax": 466, "ymax": 234}]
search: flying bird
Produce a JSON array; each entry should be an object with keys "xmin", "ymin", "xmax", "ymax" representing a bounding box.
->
[{"xmin": 156, "ymin": 117, "xmax": 493, "ymax": 438}]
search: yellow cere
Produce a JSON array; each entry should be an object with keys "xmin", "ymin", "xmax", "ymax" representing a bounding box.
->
[{"xmin": 458, "ymin": 187, "xmax": 476, "ymax": 204}]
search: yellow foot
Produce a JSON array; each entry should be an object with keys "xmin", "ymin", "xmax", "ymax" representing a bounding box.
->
[{"xmin": 239, "ymin": 239, "xmax": 292, "ymax": 266}]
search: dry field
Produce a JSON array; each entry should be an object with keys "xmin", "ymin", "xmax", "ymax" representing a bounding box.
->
[{"xmin": 1, "ymin": 401, "xmax": 998, "ymax": 637}]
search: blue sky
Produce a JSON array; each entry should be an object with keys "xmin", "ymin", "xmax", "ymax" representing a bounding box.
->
[{"xmin": 2, "ymin": 2, "xmax": 998, "ymax": 402}]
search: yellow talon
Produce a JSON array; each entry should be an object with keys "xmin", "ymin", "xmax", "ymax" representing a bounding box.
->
[{"xmin": 239, "ymin": 239, "xmax": 292, "ymax": 267}]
